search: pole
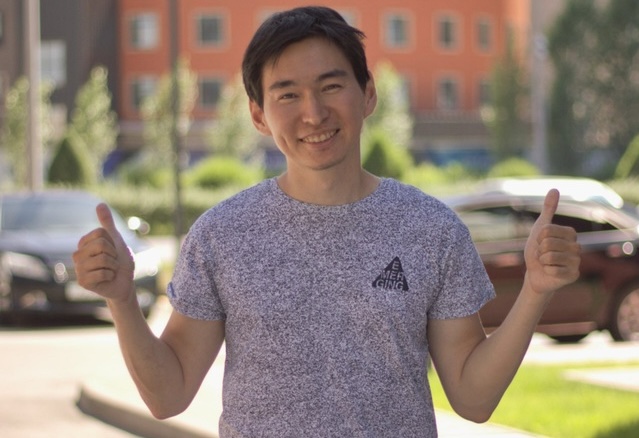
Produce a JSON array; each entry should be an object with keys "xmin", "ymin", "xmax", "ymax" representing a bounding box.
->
[
  {"xmin": 170, "ymin": 0, "xmax": 184, "ymax": 245},
  {"xmin": 530, "ymin": 1, "xmax": 548, "ymax": 174},
  {"xmin": 25, "ymin": 0, "xmax": 43, "ymax": 190}
]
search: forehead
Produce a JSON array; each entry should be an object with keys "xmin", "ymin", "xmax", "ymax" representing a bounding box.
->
[{"xmin": 262, "ymin": 37, "xmax": 354, "ymax": 84}]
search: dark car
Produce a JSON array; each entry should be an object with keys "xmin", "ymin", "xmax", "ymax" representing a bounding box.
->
[
  {"xmin": 444, "ymin": 177, "xmax": 639, "ymax": 343},
  {"xmin": 0, "ymin": 190, "xmax": 161, "ymax": 323}
]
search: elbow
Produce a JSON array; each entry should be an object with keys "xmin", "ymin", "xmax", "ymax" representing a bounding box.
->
[
  {"xmin": 144, "ymin": 396, "xmax": 188, "ymax": 420},
  {"xmin": 450, "ymin": 401, "xmax": 496, "ymax": 424}
]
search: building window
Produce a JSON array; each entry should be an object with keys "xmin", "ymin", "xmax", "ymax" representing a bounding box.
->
[
  {"xmin": 197, "ymin": 14, "xmax": 225, "ymax": 47},
  {"xmin": 199, "ymin": 77, "xmax": 223, "ymax": 109},
  {"xmin": 384, "ymin": 13, "xmax": 410, "ymax": 49},
  {"xmin": 476, "ymin": 18, "xmax": 493, "ymax": 52},
  {"xmin": 0, "ymin": 11, "xmax": 4, "ymax": 44},
  {"xmin": 131, "ymin": 76, "xmax": 157, "ymax": 110},
  {"xmin": 41, "ymin": 40, "xmax": 67, "ymax": 88},
  {"xmin": 437, "ymin": 77, "xmax": 459, "ymax": 110},
  {"xmin": 478, "ymin": 78, "xmax": 491, "ymax": 107},
  {"xmin": 129, "ymin": 13, "xmax": 159, "ymax": 50},
  {"xmin": 437, "ymin": 15, "xmax": 459, "ymax": 50}
]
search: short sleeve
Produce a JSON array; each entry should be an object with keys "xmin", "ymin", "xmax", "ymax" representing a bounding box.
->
[
  {"xmin": 167, "ymin": 219, "xmax": 226, "ymax": 321},
  {"xmin": 428, "ymin": 219, "xmax": 495, "ymax": 320}
]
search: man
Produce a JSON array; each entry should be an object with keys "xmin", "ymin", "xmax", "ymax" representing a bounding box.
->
[{"xmin": 73, "ymin": 6, "xmax": 580, "ymax": 437}]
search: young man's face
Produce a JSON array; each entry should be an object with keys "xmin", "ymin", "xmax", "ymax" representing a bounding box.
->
[{"xmin": 250, "ymin": 37, "xmax": 376, "ymax": 175}]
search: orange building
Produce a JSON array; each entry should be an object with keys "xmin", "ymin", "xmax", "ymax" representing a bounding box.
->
[{"xmin": 118, "ymin": 0, "xmax": 543, "ymax": 168}]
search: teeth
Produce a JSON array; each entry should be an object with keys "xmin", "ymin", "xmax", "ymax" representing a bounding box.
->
[{"xmin": 302, "ymin": 130, "xmax": 337, "ymax": 143}]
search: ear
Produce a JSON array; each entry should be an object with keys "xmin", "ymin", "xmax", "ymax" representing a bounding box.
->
[
  {"xmin": 363, "ymin": 76, "xmax": 377, "ymax": 118},
  {"xmin": 249, "ymin": 100, "xmax": 272, "ymax": 137}
]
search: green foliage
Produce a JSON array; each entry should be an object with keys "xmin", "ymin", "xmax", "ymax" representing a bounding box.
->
[
  {"xmin": 183, "ymin": 155, "xmax": 263, "ymax": 189},
  {"xmin": 116, "ymin": 157, "xmax": 173, "ymax": 189},
  {"xmin": 548, "ymin": 0, "xmax": 639, "ymax": 177},
  {"xmin": 484, "ymin": 36, "xmax": 528, "ymax": 160},
  {"xmin": 614, "ymin": 134, "xmax": 639, "ymax": 179},
  {"xmin": 67, "ymin": 66, "xmax": 118, "ymax": 183},
  {"xmin": 487, "ymin": 157, "xmax": 540, "ymax": 178},
  {"xmin": 362, "ymin": 61, "xmax": 414, "ymax": 155},
  {"xmin": 141, "ymin": 58, "xmax": 198, "ymax": 169},
  {"xmin": 0, "ymin": 76, "xmax": 54, "ymax": 187},
  {"xmin": 47, "ymin": 134, "xmax": 93, "ymax": 186},
  {"xmin": 362, "ymin": 128, "xmax": 413, "ymax": 179},
  {"xmin": 207, "ymin": 74, "xmax": 261, "ymax": 163},
  {"xmin": 431, "ymin": 363, "xmax": 639, "ymax": 438}
]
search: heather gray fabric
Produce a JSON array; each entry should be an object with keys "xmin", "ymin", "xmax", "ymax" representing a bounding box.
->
[{"xmin": 168, "ymin": 177, "xmax": 495, "ymax": 437}]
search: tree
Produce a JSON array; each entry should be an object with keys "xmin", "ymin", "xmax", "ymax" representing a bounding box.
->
[
  {"xmin": 141, "ymin": 58, "xmax": 197, "ymax": 168},
  {"xmin": 484, "ymin": 36, "xmax": 528, "ymax": 161},
  {"xmin": 547, "ymin": 0, "xmax": 639, "ymax": 177},
  {"xmin": 362, "ymin": 61, "xmax": 414, "ymax": 155},
  {"xmin": 47, "ymin": 134, "xmax": 92, "ymax": 186},
  {"xmin": 67, "ymin": 66, "xmax": 118, "ymax": 184},
  {"xmin": 0, "ymin": 76, "xmax": 54, "ymax": 188},
  {"xmin": 207, "ymin": 73, "xmax": 261, "ymax": 163}
]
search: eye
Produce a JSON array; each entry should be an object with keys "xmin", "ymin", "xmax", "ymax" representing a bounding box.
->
[
  {"xmin": 323, "ymin": 83, "xmax": 343, "ymax": 93},
  {"xmin": 277, "ymin": 92, "xmax": 297, "ymax": 102}
]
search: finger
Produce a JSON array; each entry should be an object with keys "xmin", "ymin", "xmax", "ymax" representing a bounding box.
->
[
  {"xmin": 535, "ymin": 189, "xmax": 560, "ymax": 227},
  {"xmin": 96, "ymin": 203, "xmax": 119, "ymax": 236}
]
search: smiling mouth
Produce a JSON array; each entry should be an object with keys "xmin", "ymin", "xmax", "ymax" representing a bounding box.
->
[{"xmin": 300, "ymin": 130, "xmax": 338, "ymax": 144}]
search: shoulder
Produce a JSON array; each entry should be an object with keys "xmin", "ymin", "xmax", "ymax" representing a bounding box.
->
[
  {"xmin": 189, "ymin": 179, "xmax": 277, "ymax": 236},
  {"xmin": 381, "ymin": 178, "xmax": 461, "ymax": 222}
]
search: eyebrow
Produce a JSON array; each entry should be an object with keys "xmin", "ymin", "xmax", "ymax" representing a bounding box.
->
[{"xmin": 267, "ymin": 69, "xmax": 349, "ymax": 92}]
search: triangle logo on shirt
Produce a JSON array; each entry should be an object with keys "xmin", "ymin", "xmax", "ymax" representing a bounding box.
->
[{"xmin": 372, "ymin": 257, "xmax": 409, "ymax": 291}]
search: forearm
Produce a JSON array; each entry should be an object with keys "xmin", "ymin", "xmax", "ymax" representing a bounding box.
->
[
  {"xmin": 107, "ymin": 289, "xmax": 189, "ymax": 418},
  {"xmin": 458, "ymin": 275, "xmax": 553, "ymax": 419}
]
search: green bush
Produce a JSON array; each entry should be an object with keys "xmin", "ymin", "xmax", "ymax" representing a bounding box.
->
[
  {"xmin": 116, "ymin": 158, "xmax": 173, "ymax": 189},
  {"xmin": 47, "ymin": 134, "xmax": 93, "ymax": 186},
  {"xmin": 487, "ymin": 157, "xmax": 540, "ymax": 178},
  {"xmin": 183, "ymin": 155, "xmax": 263, "ymax": 189},
  {"xmin": 362, "ymin": 128, "xmax": 413, "ymax": 179}
]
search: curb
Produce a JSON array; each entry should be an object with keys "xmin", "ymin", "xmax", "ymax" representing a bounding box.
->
[{"xmin": 77, "ymin": 382, "xmax": 216, "ymax": 438}]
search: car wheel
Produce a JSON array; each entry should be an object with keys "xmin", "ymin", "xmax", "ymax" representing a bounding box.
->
[
  {"xmin": 609, "ymin": 285, "xmax": 639, "ymax": 342},
  {"xmin": 549, "ymin": 334, "xmax": 588, "ymax": 344}
]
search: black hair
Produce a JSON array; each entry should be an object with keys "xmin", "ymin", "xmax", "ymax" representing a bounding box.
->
[{"xmin": 241, "ymin": 6, "xmax": 370, "ymax": 108}]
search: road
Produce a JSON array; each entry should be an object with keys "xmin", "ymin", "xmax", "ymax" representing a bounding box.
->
[{"xmin": 0, "ymin": 316, "xmax": 141, "ymax": 438}]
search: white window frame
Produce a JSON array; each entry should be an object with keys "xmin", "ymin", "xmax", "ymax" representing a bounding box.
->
[
  {"xmin": 437, "ymin": 76, "xmax": 460, "ymax": 111},
  {"xmin": 384, "ymin": 13, "xmax": 411, "ymax": 49},
  {"xmin": 198, "ymin": 76, "xmax": 224, "ymax": 109},
  {"xmin": 41, "ymin": 40, "xmax": 67, "ymax": 88},
  {"xmin": 196, "ymin": 13, "xmax": 225, "ymax": 48},
  {"xmin": 437, "ymin": 14, "xmax": 460, "ymax": 51},
  {"xmin": 129, "ymin": 13, "xmax": 159, "ymax": 50},
  {"xmin": 131, "ymin": 76, "xmax": 157, "ymax": 110},
  {"xmin": 476, "ymin": 17, "xmax": 494, "ymax": 53}
]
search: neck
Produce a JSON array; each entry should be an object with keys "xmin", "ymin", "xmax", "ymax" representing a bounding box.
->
[{"xmin": 277, "ymin": 169, "xmax": 380, "ymax": 206}]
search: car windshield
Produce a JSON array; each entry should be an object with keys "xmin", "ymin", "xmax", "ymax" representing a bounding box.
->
[{"xmin": 1, "ymin": 196, "xmax": 124, "ymax": 234}]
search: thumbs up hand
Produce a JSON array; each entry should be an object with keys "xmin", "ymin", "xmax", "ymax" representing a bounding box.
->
[
  {"xmin": 73, "ymin": 203, "xmax": 136, "ymax": 303},
  {"xmin": 524, "ymin": 189, "xmax": 581, "ymax": 296}
]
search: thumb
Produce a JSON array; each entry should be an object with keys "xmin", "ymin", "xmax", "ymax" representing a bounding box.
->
[
  {"xmin": 96, "ymin": 203, "xmax": 123, "ymax": 239},
  {"xmin": 536, "ymin": 189, "xmax": 559, "ymax": 226}
]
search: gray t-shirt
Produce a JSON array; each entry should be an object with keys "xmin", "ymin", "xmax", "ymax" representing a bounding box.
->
[{"xmin": 168, "ymin": 178, "xmax": 495, "ymax": 437}]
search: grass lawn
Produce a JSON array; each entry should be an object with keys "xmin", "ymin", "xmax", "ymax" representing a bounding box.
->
[{"xmin": 429, "ymin": 362, "xmax": 639, "ymax": 438}]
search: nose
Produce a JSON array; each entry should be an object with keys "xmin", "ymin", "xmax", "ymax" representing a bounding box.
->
[{"xmin": 301, "ymin": 93, "xmax": 329, "ymax": 126}]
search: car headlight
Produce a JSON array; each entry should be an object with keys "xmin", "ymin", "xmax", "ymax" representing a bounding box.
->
[
  {"xmin": 4, "ymin": 252, "xmax": 50, "ymax": 281},
  {"xmin": 133, "ymin": 248, "xmax": 160, "ymax": 280}
]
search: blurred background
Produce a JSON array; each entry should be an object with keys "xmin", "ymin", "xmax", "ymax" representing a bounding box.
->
[{"xmin": 1, "ymin": 0, "xmax": 639, "ymax": 236}]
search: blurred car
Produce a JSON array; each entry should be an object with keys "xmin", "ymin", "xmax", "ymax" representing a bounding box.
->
[
  {"xmin": 445, "ymin": 176, "xmax": 639, "ymax": 342},
  {"xmin": 0, "ymin": 190, "xmax": 161, "ymax": 323}
]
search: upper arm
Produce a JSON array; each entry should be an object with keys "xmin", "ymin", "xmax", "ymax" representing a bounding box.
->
[
  {"xmin": 159, "ymin": 310, "xmax": 225, "ymax": 402},
  {"xmin": 427, "ymin": 313, "xmax": 486, "ymax": 403}
]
